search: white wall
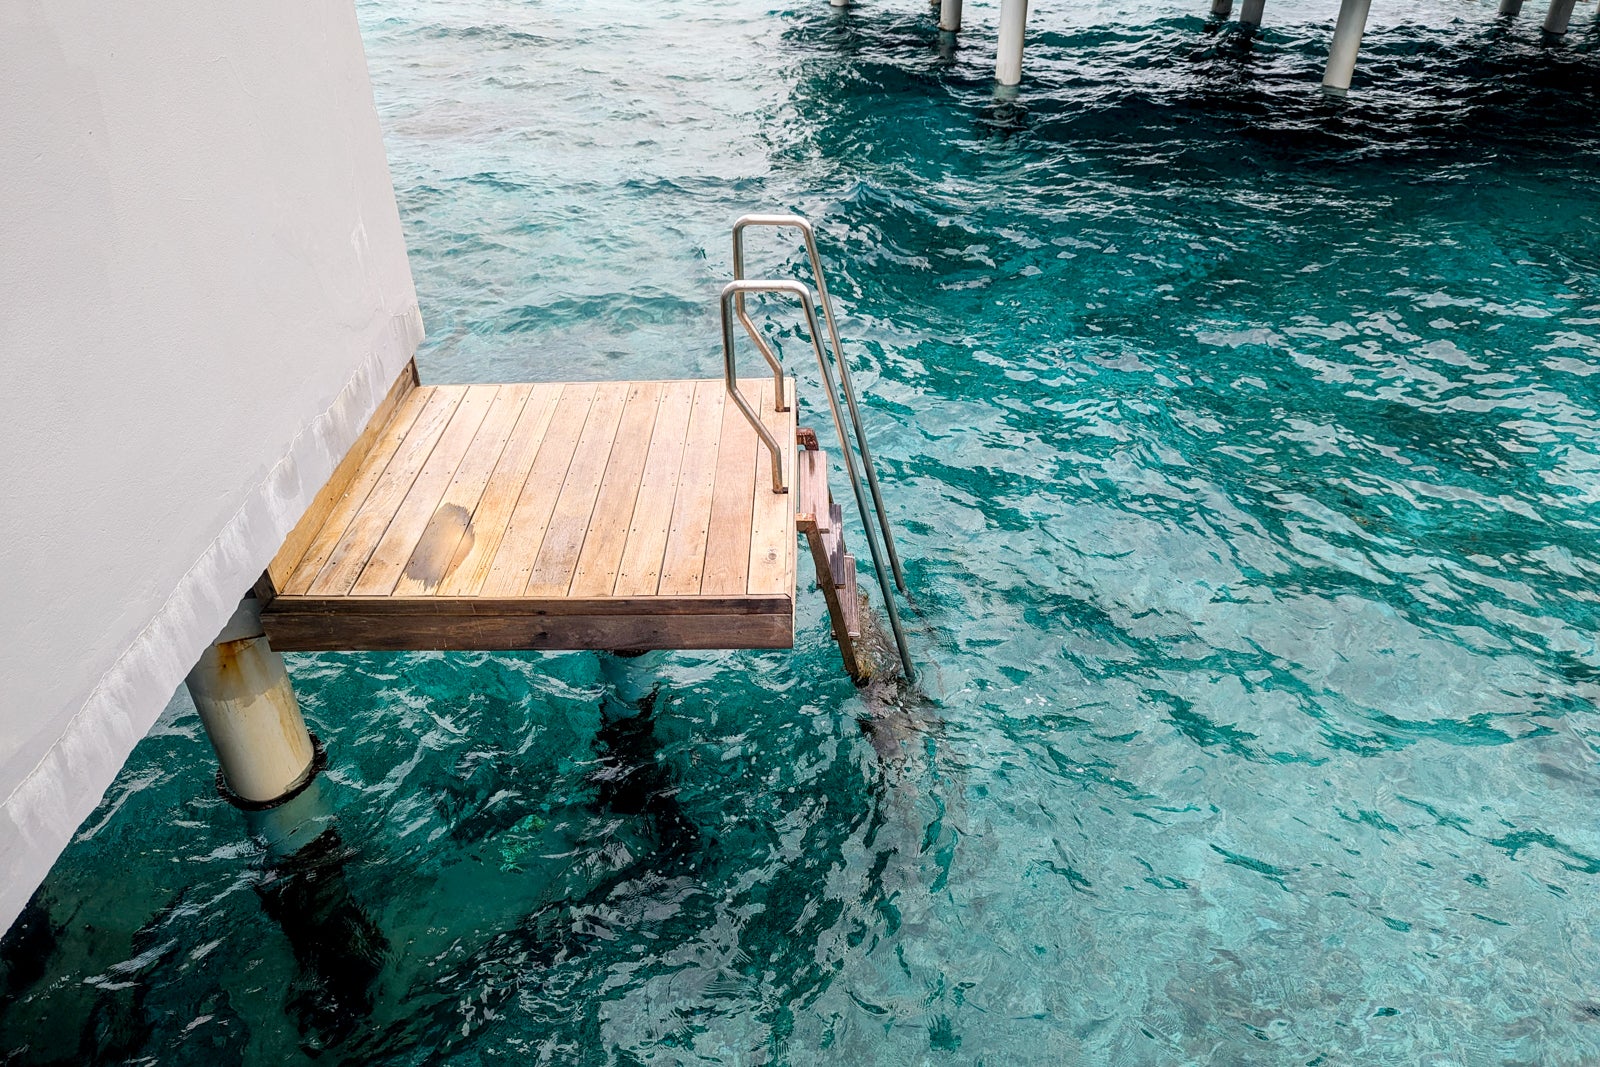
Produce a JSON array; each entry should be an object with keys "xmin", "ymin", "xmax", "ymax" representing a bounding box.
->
[{"xmin": 0, "ymin": 0, "xmax": 422, "ymax": 932}]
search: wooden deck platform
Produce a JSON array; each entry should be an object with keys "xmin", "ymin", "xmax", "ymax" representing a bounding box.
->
[{"xmin": 260, "ymin": 371, "xmax": 797, "ymax": 652}]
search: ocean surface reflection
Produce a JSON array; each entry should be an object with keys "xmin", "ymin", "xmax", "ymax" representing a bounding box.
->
[{"xmin": 5, "ymin": 0, "xmax": 1600, "ymax": 1062}]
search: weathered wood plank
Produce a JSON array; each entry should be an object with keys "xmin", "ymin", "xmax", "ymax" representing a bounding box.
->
[
  {"xmin": 525, "ymin": 381, "xmax": 631, "ymax": 596},
  {"xmin": 795, "ymin": 447, "xmax": 830, "ymax": 535},
  {"xmin": 437, "ymin": 382, "xmax": 564, "ymax": 597},
  {"xmin": 748, "ymin": 377, "xmax": 793, "ymax": 597},
  {"xmin": 281, "ymin": 384, "xmax": 431, "ymax": 595},
  {"xmin": 298, "ymin": 386, "xmax": 466, "ymax": 596},
  {"xmin": 657, "ymin": 381, "xmax": 726, "ymax": 595},
  {"xmin": 569, "ymin": 382, "xmax": 663, "ymax": 597},
  {"xmin": 700, "ymin": 386, "xmax": 760, "ymax": 596},
  {"xmin": 268, "ymin": 361, "xmax": 417, "ymax": 591},
  {"xmin": 350, "ymin": 384, "xmax": 498, "ymax": 596},
  {"xmin": 390, "ymin": 384, "xmax": 531, "ymax": 596},
  {"xmin": 262, "ymin": 593, "xmax": 790, "ymax": 617},
  {"xmin": 481, "ymin": 382, "xmax": 597, "ymax": 597},
  {"xmin": 613, "ymin": 380, "xmax": 696, "ymax": 597},
  {"xmin": 263, "ymin": 607, "xmax": 794, "ymax": 652}
]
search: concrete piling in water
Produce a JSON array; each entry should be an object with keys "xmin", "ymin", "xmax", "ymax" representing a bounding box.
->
[
  {"xmin": 996, "ymin": 0, "xmax": 1029, "ymax": 86},
  {"xmin": 940, "ymin": 0, "xmax": 963, "ymax": 33},
  {"xmin": 1240, "ymin": 0, "xmax": 1266, "ymax": 28},
  {"xmin": 185, "ymin": 595, "xmax": 317, "ymax": 807},
  {"xmin": 1322, "ymin": 0, "xmax": 1372, "ymax": 94},
  {"xmin": 1212, "ymin": 0, "xmax": 1234, "ymax": 19},
  {"xmin": 1544, "ymin": 0, "xmax": 1579, "ymax": 33},
  {"xmin": 1500, "ymin": 0, "xmax": 1524, "ymax": 16}
]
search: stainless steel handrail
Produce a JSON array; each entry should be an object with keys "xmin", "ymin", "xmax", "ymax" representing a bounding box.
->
[
  {"xmin": 716, "ymin": 223, "xmax": 915, "ymax": 684},
  {"xmin": 732, "ymin": 213, "xmax": 908, "ymax": 595},
  {"xmin": 718, "ymin": 272, "xmax": 916, "ymax": 683},
  {"xmin": 718, "ymin": 279, "xmax": 806, "ymax": 495}
]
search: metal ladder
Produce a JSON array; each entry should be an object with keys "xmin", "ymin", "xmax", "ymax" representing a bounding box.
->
[{"xmin": 718, "ymin": 213, "xmax": 915, "ymax": 683}]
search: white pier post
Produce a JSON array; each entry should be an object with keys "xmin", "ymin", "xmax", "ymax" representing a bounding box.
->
[
  {"xmin": 1212, "ymin": 0, "xmax": 1234, "ymax": 18},
  {"xmin": 940, "ymin": 0, "xmax": 964, "ymax": 33},
  {"xmin": 185, "ymin": 595, "xmax": 317, "ymax": 806},
  {"xmin": 1499, "ymin": 0, "xmax": 1523, "ymax": 15},
  {"xmin": 1240, "ymin": 0, "xmax": 1266, "ymax": 27},
  {"xmin": 1322, "ymin": 0, "xmax": 1372, "ymax": 95},
  {"xmin": 996, "ymin": 0, "xmax": 1029, "ymax": 86},
  {"xmin": 1544, "ymin": 0, "xmax": 1579, "ymax": 33}
]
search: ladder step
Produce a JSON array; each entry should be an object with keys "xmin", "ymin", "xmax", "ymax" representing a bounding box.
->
[
  {"xmin": 841, "ymin": 554, "xmax": 859, "ymax": 638},
  {"xmin": 796, "ymin": 448, "xmax": 830, "ymax": 534},
  {"xmin": 822, "ymin": 503, "xmax": 845, "ymax": 586}
]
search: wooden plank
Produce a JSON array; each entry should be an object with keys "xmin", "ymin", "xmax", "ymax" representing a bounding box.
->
[
  {"xmin": 795, "ymin": 447, "xmax": 830, "ymax": 535},
  {"xmin": 699, "ymin": 387, "xmax": 760, "ymax": 596},
  {"xmin": 525, "ymin": 381, "xmax": 631, "ymax": 596},
  {"xmin": 479, "ymin": 382, "xmax": 597, "ymax": 596},
  {"xmin": 292, "ymin": 387, "xmax": 465, "ymax": 595},
  {"xmin": 263, "ymin": 593, "xmax": 791, "ymax": 617},
  {"xmin": 657, "ymin": 381, "xmax": 726, "ymax": 595},
  {"xmin": 569, "ymin": 382, "xmax": 663, "ymax": 597},
  {"xmin": 841, "ymin": 555, "xmax": 860, "ymax": 637},
  {"xmin": 390, "ymin": 384, "xmax": 531, "ymax": 596},
  {"xmin": 262, "ymin": 607, "xmax": 794, "ymax": 653},
  {"xmin": 437, "ymin": 382, "xmax": 564, "ymax": 597},
  {"xmin": 281, "ymin": 384, "xmax": 431, "ymax": 595},
  {"xmin": 748, "ymin": 377, "xmax": 793, "ymax": 596},
  {"xmin": 613, "ymin": 380, "xmax": 696, "ymax": 596},
  {"xmin": 350, "ymin": 385, "xmax": 498, "ymax": 596},
  {"xmin": 268, "ymin": 360, "xmax": 417, "ymax": 590}
]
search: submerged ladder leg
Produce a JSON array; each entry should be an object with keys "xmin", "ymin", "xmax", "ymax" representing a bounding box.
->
[{"xmin": 797, "ymin": 434, "xmax": 869, "ymax": 683}]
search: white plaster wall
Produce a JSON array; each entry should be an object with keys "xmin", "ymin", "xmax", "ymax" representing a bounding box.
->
[{"xmin": 0, "ymin": 0, "xmax": 422, "ymax": 932}]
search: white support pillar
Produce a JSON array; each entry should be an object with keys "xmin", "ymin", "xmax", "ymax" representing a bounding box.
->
[
  {"xmin": 1212, "ymin": 0, "xmax": 1234, "ymax": 18},
  {"xmin": 1544, "ymin": 0, "xmax": 1579, "ymax": 33},
  {"xmin": 996, "ymin": 0, "xmax": 1029, "ymax": 86},
  {"xmin": 1500, "ymin": 0, "xmax": 1523, "ymax": 15},
  {"xmin": 940, "ymin": 0, "xmax": 963, "ymax": 33},
  {"xmin": 1239, "ymin": 0, "xmax": 1266, "ymax": 27},
  {"xmin": 1322, "ymin": 0, "xmax": 1372, "ymax": 95},
  {"xmin": 185, "ymin": 596, "xmax": 316, "ymax": 806}
]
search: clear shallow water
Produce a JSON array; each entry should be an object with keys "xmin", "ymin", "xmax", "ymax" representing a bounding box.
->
[{"xmin": 7, "ymin": 0, "xmax": 1600, "ymax": 1062}]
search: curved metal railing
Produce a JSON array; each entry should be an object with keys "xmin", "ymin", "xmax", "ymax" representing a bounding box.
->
[
  {"xmin": 732, "ymin": 213, "xmax": 907, "ymax": 593},
  {"xmin": 719, "ymin": 214, "xmax": 915, "ymax": 682}
]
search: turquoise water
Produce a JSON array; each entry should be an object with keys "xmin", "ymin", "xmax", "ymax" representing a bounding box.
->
[{"xmin": 7, "ymin": 0, "xmax": 1600, "ymax": 1062}]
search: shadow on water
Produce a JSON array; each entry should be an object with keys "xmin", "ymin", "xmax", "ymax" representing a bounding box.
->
[
  {"xmin": 255, "ymin": 827, "xmax": 390, "ymax": 1055},
  {"xmin": 335, "ymin": 670, "xmax": 710, "ymax": 1062}
]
